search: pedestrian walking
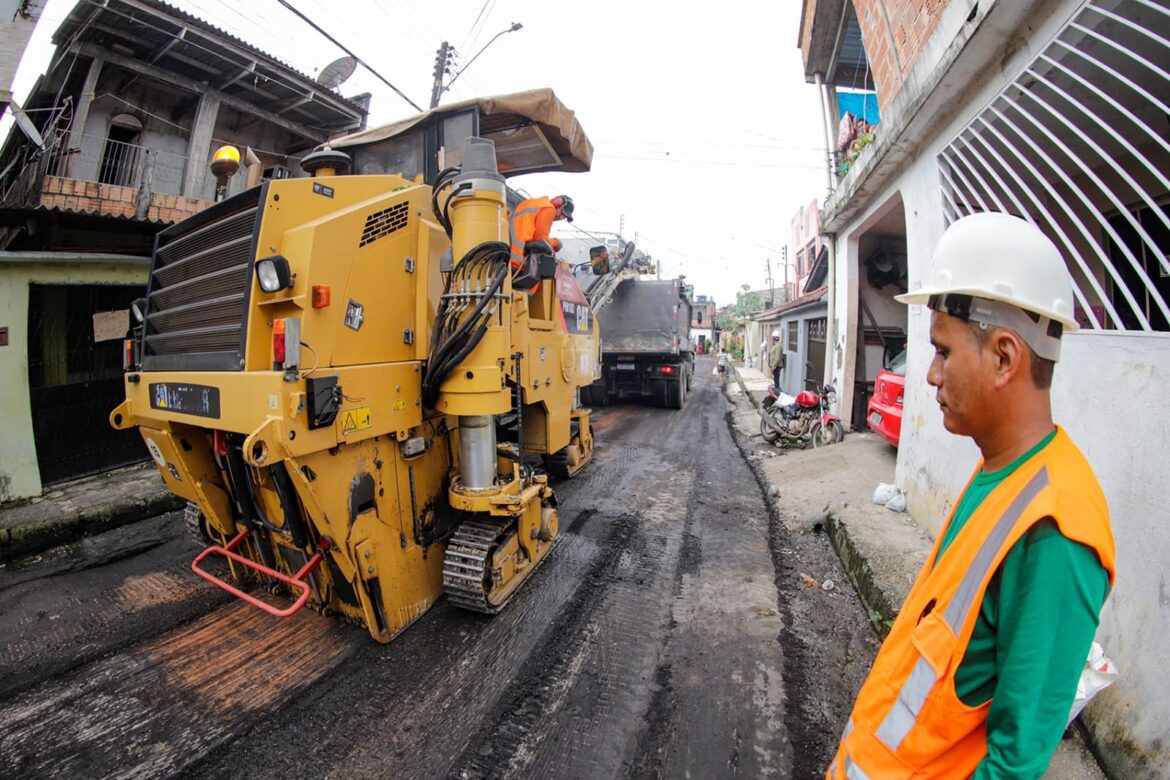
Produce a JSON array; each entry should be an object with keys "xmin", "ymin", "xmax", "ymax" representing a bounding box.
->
[
  {"xmin": 768, "ymin": 333, "xmax": 785, "ymax": 387},
  {"xmin": 827, "ymin": 213, "xmax": 1115, "ymax": 779}
]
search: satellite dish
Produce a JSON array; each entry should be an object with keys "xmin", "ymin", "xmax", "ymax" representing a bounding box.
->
[{"xmin": 316, "ymin": 56, "xmax": 357, "ymax": 90}]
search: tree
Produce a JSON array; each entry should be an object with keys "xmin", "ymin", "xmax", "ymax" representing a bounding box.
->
[{"xmin": 716, "ymin": 287, "xmax": 764, "ymax": 331}]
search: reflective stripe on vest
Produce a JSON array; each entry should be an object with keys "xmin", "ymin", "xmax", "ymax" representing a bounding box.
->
[
  {"xmin": 509, "ymin": 205, "xmax": 543, "ymax": 266},
  {"xmin": 871, "ymin": 466, "xmax": 1051, "ymax": 754}
]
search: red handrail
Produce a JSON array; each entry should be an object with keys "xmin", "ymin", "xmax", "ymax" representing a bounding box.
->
[{"xmin": 192, "ymin": 529, "xmax": 323, "ymax": 618}]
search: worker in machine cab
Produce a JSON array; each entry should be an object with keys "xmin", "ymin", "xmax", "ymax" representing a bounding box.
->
[{"xmin": 509, "ymin": 194, "xmax": 574, "ymax": 268}]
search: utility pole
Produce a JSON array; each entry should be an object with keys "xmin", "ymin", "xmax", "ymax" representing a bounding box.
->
[
  {"xmin": 765, "ymin": 257, "xmax": 774, "ymax": 308},
  {"xmin": 429, "ymin": 41, "xmax": 454, "ymax": 109},
  {"xmin": 619, "ymin": 213, "xmax": 625, "ymax": 238},
  {"xmin": 782, "ymin": 245, "xmax": 789, "ymax": 302}
]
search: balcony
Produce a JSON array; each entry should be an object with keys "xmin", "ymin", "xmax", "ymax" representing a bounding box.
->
[{"xmin": 3, "ymin": 131, "xmax": 214, "ymax": 224}]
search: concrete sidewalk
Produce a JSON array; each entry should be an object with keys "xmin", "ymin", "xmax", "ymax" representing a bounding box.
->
[
  {"xmin": 0, "ymin": 462, "xmax": 184, "ymax": 563},
  {"xmin": 728, "ymin": 362, "xmax": 1107, "ymax": 779}
]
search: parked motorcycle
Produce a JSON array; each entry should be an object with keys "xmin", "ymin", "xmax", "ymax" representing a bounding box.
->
[{"xmin": 759, "ymin": 383, "xmax": 845, "ymax": 448}]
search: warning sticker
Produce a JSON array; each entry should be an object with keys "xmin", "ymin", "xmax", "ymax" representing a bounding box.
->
[
  {"xmin": 145, "ymin": 437, "xmax": 166, "ymax": 467},
  {"xmin": 340, "ymin": 407, "xmax": 372, "ymax": 435}
]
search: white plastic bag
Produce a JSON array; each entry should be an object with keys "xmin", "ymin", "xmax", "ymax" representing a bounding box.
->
[
  {"xmin": 1067, "ymin": 642, "xmax": 1119, "ymax": 725},
  {"xmin": 873, "ymin": 483, "xmax": 898, "ymax": 505},
  {"xmin": 884, "ymin": 493, "xmax": 907, "ymax": 512}
]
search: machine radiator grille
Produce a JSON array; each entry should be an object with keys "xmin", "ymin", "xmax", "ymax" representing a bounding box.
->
[
  {"xmin": 142, "ymin": 188, "xmax": 262, "ymax": 371},
  {"xmin": 360, "ymin": 202, "xmax": 410, "ymax": 247}
]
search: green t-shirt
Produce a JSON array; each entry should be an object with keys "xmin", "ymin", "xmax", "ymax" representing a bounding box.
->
[{"xmin": 934, "ymin": 429, "xmax": 1110, "ymax": 779}]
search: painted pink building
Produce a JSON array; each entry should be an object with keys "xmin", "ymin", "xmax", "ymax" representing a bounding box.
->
[{"xmin": 789, "ymin": 199, "xmax": 822, "ymax": 293}]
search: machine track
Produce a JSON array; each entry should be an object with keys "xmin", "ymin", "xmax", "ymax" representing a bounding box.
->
[{"xmin": 442, "ymin": 521, "xmax": 511, "ymax": 613}]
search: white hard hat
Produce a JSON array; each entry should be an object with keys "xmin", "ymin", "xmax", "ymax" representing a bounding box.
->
[{"xmin": 896, "ymin": 212, "xmax": 1078, "ymax": 360}]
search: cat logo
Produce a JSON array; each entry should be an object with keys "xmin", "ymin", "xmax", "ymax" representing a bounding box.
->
[{"xmin": 341, "ymin": 407, "xmax": 372, "ymax": 435}]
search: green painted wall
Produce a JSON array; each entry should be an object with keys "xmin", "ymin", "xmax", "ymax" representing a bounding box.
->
[{"xmin": 0, "ymin": 257, "xmax": 146, "ymax": 502}]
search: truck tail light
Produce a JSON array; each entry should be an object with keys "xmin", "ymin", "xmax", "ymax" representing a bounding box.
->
[
  {"xmin": 273, "ymin": 317, "xmax": 301, "ymax": 369},
  {"xmin": 122, "ymin": 338, "xmax": 135, "ymax": 370},
  {"xmin": 658, "ymin": 365, "xmax": 676, "ymax": 375},
  {"xmin": 273, "ymin": 318, "xmax": 287, "ymax": 363}
]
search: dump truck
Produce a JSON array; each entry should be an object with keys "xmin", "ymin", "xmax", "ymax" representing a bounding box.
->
[
  {"xmin": 111, "ymin": 89, "xmax": 604, "ymax": 643},
  {"xmin": 579, "ymin": 276, "xmax": 694, "ymax": 409}
]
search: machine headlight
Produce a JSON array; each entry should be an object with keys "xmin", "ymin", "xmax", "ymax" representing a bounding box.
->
[
  {"xmin": 256, "ymin": 255, "xmax": 293, "ymax": 292},
  {"xmin": 130, "ymin": 297, "xmax": 147, "ymax": 323}
]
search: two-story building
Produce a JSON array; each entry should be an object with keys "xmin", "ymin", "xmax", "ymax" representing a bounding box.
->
[
  {"xmin": 799, "ymin": 0, "xmax": 1169, "ymax": 773},
  {"xmin": 0, "ymin": 0, "xmax": 368, "ymax": 500},
  {"xmin": 691, "ymin": 294, "xmax": 716, "ymax": 351}
]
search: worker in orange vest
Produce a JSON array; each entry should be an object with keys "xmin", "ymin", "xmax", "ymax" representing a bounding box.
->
[
  {"xmin": 827, "ymin": 213, "xmax": 1115, "ymax": 779},
  {"xmin": 508, "ymin": 194, "xmax": 573, "ymax": 270}
]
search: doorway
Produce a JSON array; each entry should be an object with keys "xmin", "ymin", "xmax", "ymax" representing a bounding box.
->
[
  {"xmin": 27, "ymin": 283, "xmax": 148, "ymax": 485},
  {"xmin": 98, "ymin": 114, "xmax": 143, "ymax": 187},
  {"xmin": 805, "ymin": 316, "xmax": 826, "ymax": 390}
]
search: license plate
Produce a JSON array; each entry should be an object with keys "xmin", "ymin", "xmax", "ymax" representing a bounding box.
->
[
  {"xmin": 870, "ymin": 411, "xmax": 883, "ymax": 425},
  {"xmin": 616, "ymin": 363, "xmax": 636, "ymax": 371}
]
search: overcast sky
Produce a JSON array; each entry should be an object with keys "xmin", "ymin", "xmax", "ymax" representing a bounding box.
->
[{"xmin": 8, "ymin": 0, "xmax": 830, "ymax": 305}]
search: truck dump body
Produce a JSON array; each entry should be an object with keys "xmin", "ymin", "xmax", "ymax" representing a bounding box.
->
[
  {"xmin": 600, "ymin": 279, "xmax": 690, "ymax": 353},
  {"xmin": 585, "ymin": 278, "xmax": 693, "ymax": 409}
]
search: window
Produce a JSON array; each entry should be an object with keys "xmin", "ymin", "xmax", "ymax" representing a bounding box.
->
[
  {"xmin": 937, "ymin": 0, "xmax": 1170, "ymax": 332},
  {"xmin": 1106, "ymin": 203, "xmax": 1170, "ymax": 331},
  {"xmin": 696, "ymin": 310, "xmax": 703, "ymax": 325},
  {"xmin": 787, "ymin": 321, "xmax": 798, "ymax": 351}
]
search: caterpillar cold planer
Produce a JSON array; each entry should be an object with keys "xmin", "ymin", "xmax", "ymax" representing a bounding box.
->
[{"xmin": 111, "ymin": 90, "xmax": 600, "ymax": 642}]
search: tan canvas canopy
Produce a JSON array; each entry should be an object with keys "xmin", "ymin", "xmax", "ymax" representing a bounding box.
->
[{"xmin": 328, "ymin": 88, "xmax": 593, "ymax": 174}]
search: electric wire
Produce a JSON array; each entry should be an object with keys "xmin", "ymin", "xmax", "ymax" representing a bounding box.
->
[
  {"xmin": 67, "ymin": 0, "xmax": 370, "ymax": 125},
  {"xmin": 273, "ymin": 0, "xmax": 423, "ymax": 111}
]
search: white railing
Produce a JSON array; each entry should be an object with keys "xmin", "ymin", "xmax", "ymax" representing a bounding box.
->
[{"xmin": 938, "ymin": 0, "xmax": 1170, "ymax": 332}]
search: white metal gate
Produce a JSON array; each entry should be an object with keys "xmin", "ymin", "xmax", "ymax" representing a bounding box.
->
[{"xmin": 937, "ymin": 0, "xmax": 1170, "ymax": 332}]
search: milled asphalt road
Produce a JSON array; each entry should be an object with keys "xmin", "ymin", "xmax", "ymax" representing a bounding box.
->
[{"xmin": 0, "ymin": 357, "xmax": 873, "ymax": 778}]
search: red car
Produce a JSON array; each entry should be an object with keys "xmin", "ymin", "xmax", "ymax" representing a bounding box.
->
[{"xmin": 868, "ymin": 349, "xmax": 906, "ymax": 448}]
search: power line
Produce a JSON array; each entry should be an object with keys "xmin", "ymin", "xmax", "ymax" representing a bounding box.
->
[
  {"xmin": 273, "ymin": 0, "xmax": 423, "ymax": 111},
  {"xmin": 460, "ymin": 0, "xmax": 492, "ymax": 51}
]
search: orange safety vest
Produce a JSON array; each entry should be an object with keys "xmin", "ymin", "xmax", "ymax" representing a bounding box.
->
[
  {"xmin": 827, "ymin": 426, "xmax": 1114, "ymax": 779},
  {"xmin": 509, "ymin": 196, "xmax": 557, "ymax": 268}
]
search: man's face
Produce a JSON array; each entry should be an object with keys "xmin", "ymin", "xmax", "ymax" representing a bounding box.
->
[{"xmin": 927, "ymin": 311, "xmax": 997, "ymax": 437}]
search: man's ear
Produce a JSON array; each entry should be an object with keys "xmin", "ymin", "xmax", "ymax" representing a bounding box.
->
[{"xmin": 991, "ymin": 328, "xmax": 1027, "ymax": 389}]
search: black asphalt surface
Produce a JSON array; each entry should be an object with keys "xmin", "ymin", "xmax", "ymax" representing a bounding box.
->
[{"xmin": 0, "ymin": 357, "xmax": 872, "ymax": 778}]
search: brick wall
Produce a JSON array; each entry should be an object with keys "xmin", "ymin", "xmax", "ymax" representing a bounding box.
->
[
  {"xmin": 853, "ymin": 0, "xmax": 947, "ymax": 112},
  {"xmin": 39, "ymin": 176, "xmax": 212, "ymax": 224}
]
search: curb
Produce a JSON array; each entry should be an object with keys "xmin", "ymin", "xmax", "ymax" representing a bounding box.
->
[
  {"xmin": 730, "ymin": 367, "xmax": 897, "ymax": 636},
  {"xmin": 730, "ymin": 366, "xmax": 759, "ymax": 406},
  {"xmin": 824, "ymin": 512, "xmax": 900, "ymax": 638},
  {"xmin": 0, "ymin": 492, "xmax": 185, "ymax": 563}
]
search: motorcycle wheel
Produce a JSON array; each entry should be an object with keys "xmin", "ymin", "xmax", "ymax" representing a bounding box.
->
[
  {"xmin": 760, "ymin": 414, "xmax": 780, "ymax": 443},
  {"xmin": 811, "ymin": 420, "xmax": 845, "ymax": 448}
]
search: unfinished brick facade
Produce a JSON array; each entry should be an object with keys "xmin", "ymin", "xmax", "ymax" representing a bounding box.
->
[
  {"xmin": 40, "ymin": 176, "xmax": 212, "ymax": 224},
  {"xmin": 852, "ymin": 0, "xmax": 946, "ymax": 111},
  {"xmin": 801, "ymin": 0, "xmax": 947, "ymax": 113}
]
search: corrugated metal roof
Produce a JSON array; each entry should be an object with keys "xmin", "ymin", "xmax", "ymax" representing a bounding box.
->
[
  {"xmin": 754, "ymin": 286, "xmax": 828, "ymax": 321},
  {"xmin": 51, "ymin": 0, "xmax": 366, "ymax": 133}
]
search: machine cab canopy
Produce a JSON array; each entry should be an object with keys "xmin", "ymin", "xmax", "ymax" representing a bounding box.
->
[{"xmin": 326, "ymin": 88, "xmax": 593, "ymax": 186}]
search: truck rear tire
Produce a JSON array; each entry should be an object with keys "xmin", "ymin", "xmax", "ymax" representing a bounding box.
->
[{"xmin": 669, "ymin": 377, "xmax": 685, "ymax": 409}]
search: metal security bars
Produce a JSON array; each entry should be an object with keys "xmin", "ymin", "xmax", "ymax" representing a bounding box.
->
[{"xmin": 938, "ymin": 0, "xmax": 1170, "ymax": 331}]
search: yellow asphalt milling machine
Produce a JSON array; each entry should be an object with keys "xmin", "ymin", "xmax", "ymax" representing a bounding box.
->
[{"xmin": 110, "ymin": 90, "xmax": 606, "ymax": 642}]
